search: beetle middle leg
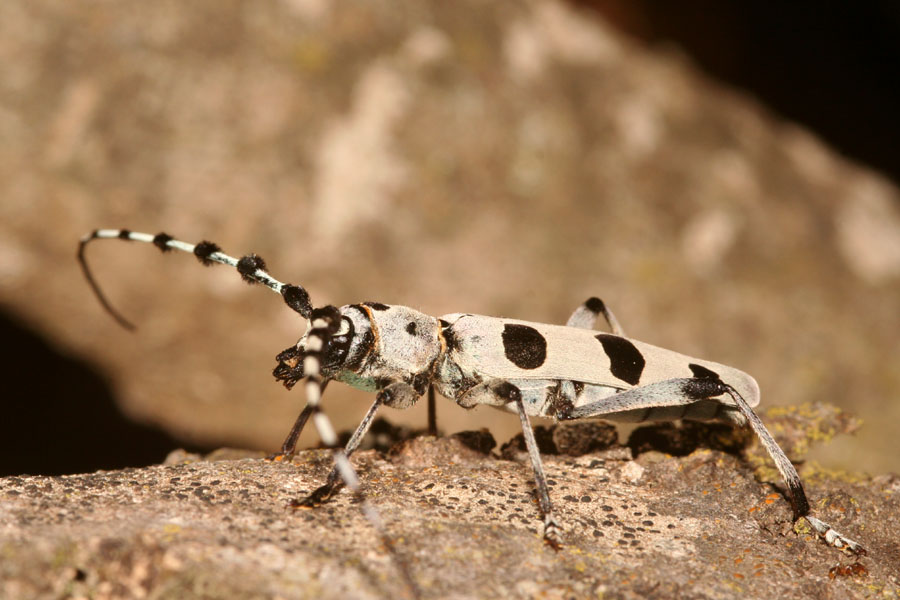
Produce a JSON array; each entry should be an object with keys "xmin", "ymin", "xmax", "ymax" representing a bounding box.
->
[
  {"xmin": 487, "ymin": 381, "xmax": 563, "ymax": 549},
  {"xmin": 272, "ymin": 378, "xmax": 436, "ymax": 462}
]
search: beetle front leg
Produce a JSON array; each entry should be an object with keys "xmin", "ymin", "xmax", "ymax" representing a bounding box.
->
[
  {"xmin": 299, "ymin": 380, "xmax": 421, "ymax": 506},
  {"xmin": 267, "ymin": 380, "xmax": 332, "ymax": 462}
]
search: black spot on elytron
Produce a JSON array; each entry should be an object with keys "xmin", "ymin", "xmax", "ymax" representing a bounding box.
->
[
  {"xmin": 405, "ymin": 321, "xmax": 417, "ymax": 335},
  {"xmin": 595, "ymin": 334, "xmax": 645, "ymax": 385},
  {"xmin": 364, "ymin": 302, "xmax": 390, "ymax": 311},
  {"xmin": 438, "ymin": 319, "xmax": 450, "ymax": 328},
  {"xmin": 585, "ymin": 297, "xmax": 605, "ymax": 314},
  {"xmin": 281, "ymin": 284, "xmax": 312, "ymax": 318},
  {"xmin": 689, "ymin": 363, "xmax": 721, "ymax": 381},
  {"xmin": 237, "ymin": 254, "xmax": 266, "ymax": 284},
  {"xmin": 193, "ymin": 241, "xmax": 220, "ymax": 266},
  {"xmin": 117, "ymin": 229, "xmax": 131, "ymax": 240},
  {"xmin": 502, "ymin": 324, "xmax": 547, "ymax": 370},
  {"xmin": 153, "ymin": 232, "xmax": 174, "ymax": 252}
]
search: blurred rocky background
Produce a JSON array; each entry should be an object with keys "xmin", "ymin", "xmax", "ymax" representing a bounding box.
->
[{"xmin": 1, "ymin": 0, "xmax": 898, "ymax": 476}]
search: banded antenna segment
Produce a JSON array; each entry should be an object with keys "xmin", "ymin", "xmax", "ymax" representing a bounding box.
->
[{"xmin": 78, "ymin": 229, "xmax": 313, "ymax": 330}]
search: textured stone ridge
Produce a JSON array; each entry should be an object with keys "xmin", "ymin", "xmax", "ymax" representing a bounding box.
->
[{"xmin": 2, "ymin": 425, "xmax": 898, "ymax": 599}]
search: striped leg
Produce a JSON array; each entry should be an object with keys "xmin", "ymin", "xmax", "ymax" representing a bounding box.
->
[{"xmin": 566, "ymin": 297, "xmax": 624, "ymax": 336}]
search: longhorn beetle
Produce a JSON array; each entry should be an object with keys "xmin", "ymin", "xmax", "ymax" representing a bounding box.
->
[{"xmin": 79, "ymin": 229, "xmax": 866, "ymax": 569}]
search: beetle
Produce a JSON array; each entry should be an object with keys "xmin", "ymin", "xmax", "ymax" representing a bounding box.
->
[{"xmin": 79, "ymin": 228, "xmax": 866, "ymax": 559}]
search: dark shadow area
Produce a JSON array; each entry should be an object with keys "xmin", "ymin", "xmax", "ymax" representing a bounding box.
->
[
  {"xmin": 579, "ymin": 0, "xmax": 900, "ymax": 185},
  {"xmin": 0, "ymin": 307, "xmax": 211, "ymax": 476},
  {"xmin": 626, "ymin": 420, "xmax": 752, "ymax": 458}
]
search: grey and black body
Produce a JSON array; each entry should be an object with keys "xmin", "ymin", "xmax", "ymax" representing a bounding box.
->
[{"xmin": 79, "ymin": 229, "xmax": 866, "ymax": 574}]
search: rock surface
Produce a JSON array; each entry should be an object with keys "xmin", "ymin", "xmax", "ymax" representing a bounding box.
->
[{"xmin": 2, "ymin": 415, "xmax": 898, "ymax": 599}]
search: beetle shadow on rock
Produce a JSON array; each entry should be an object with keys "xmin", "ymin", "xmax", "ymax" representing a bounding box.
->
[{"xmin": 0, "ymin": 308, "xmax": 209, "ymax": 476}]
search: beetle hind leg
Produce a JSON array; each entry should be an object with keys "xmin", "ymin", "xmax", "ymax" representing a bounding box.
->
[
  {"xmin": 723, "ymin": 386, "xmax": 866, "ymax": 556},
  {"xmin": 566, "ymin": 297, "xmax": 625, "ymax": 335},
  {"xmin": 562, "ymin": 376, "xmax": 866, "ymax": 555},
  {"xmin": 804, "ymin": 516, "xmax": 866, "ymax": 555}
]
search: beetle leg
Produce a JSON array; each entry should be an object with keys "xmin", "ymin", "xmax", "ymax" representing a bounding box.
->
[{"xmin": 566, "ymin": 297, "xmax": 624, "ymax": 336}]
